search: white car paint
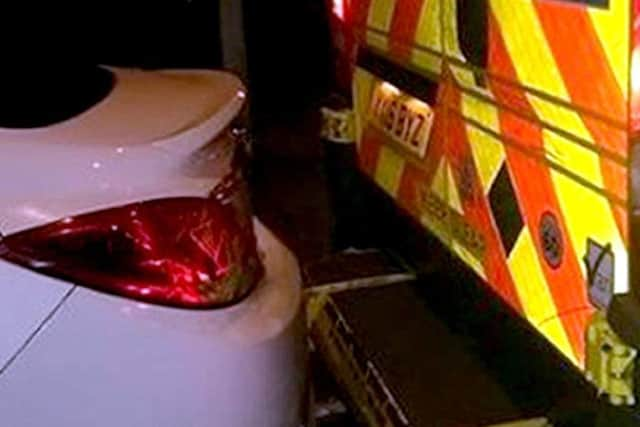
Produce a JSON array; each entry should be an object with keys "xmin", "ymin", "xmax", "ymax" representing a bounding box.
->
[
  {"xmin": 0, "ymin": 67, "xmax": 305, "ymax": 426},
  {"xmin": 0, "ymin": 262, "xmax": 71, "ymax": 371},
  {"xmin": 0, "ymin": 68, "xmax": 245, "ymax": 234},
  {"xmin": 0, "ymin": 221, "xmax": 305, "ymax": 427}
]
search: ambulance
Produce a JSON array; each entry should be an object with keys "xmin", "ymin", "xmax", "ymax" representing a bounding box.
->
[{"xmin": 324, "ymin": 0, "xmax": 640, "ymax": 406}]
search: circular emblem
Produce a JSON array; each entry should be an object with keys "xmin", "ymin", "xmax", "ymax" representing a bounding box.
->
[{"xmin": 539, "ymin": 212, "xmax": 563, "ymax": 269}]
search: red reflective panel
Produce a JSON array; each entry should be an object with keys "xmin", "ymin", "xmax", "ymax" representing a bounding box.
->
[{"xmin": 1, "ymin": 198, "xmax": 263, "ymax": 309}]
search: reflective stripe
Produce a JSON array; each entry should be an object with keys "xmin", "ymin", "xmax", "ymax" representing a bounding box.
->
[
  {"xmin": 508, "ymin": 227, "xmax": 578, "ymax": 365},
  {"xmin": 367, "ymin": 0, "xmax": 396, "ymax": 51},
  {"xmin": 431, "ymin": 157, "xmax": 448, "ymax": 202},
  {"xmin": 351, "ymin": 0, "xmax": 632, "ymax": 369},
  {"xmin": 446, "ymin": 160, "xmax": 463, "ymax": 214},
  {"xmin": 411, "ymin": 0, "xmax": 442, "ymax": 74},
  {"xmin": 535, "ymin": 2, "xmax": 629, "ymax": 242},
  {"xmin": 461, "ymin": 93, "xmax": 505, "ymax": 194},
  {"xmin": 490, "ymin": 0, "xmax": 572, "ymax": 103},
  {"xmin": 448, "ymin": 86, "xmax": 523, "ymax": 312},
  {"xmin": 442, "ymin": 0, "xmax": 461, "ymax": 58},
  {"xmin": 535, "ymin": 2, "xmax": 627, "ymax": 126},
  {"xmin": 375, "ymin": 144, "xmax": 406, "ymax": 196},
  {"xmin": 550, "ymin": 169, "xmax": 629, "ymax": 294},
  {"xmin": 489, "ymin": 16, "xmax": 589, "ymax": 361},
  {"xmin": 588, "ymin": 0, "xmax": 630, "ymax": 105},
  {"xmin": 353, "ymin": 68, "xmax": 378, "ymax": 146},
  {"xmin": 490, "ymin": 0, "xmax": 600, "ymax": 156},
  {"xmin": 389, "ymin": 0, "xmax": 427, "ymax": 61}
]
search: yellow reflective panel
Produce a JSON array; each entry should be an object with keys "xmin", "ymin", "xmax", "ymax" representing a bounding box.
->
[
  {"xmin": 367, "ymin": 0, "xmax": 396, "ymax": 30},
  {"xmin": 490, "ymin": 0, "xmax": 570, "ymax": 101},
  {"xmin": 411, "ymin": 0, "xmax": 442, "ymax": 74},
  {"xmin": 461, "ymin": 93, "xmax": 501, "ymax": 133},
  {"xmin": 374, "ymin": 145, "xmax": 405, "ymax": 196},
  {"xmin": 431, "ymin": 157, "xmax": 449, "ymax": 201},
  {"xmin": 508, "ymin": 227, "xmax": 578, "ymax": 365},
  {"xmin": 465, "ymin": 126, "xmax": 505, "ymax": 195},
  {"xmin": 441, "ymin": 0, "xmax": 461, "ymax": 58},
  {"xmin": 549, "ymin": 169, "xmax": 628, "ymax": 294},
  {"xmin": 353, "ymin": 68, "xmax": 377, "ymax": 147},
  {"xmin": 588, "ymin": 0, "xmax": 630, "ymax": 101},
  {"xmin": 538, "ymin": 317, "xmax": 580, "ymax": 367},
  {"xmin": 490, "ymin": 0, "xmax": 600, "ymax": 142},
  {"xmin": 528, "ymin": 96, "xmax": 594, "ymax": 143},
  {"xmin": 461, "ymin": 94, "xmax": 505, "ymax": 194},
  {"xmin": 446, "ymin": 161, "xmax": 463, "ymax": 214},
  {"xmin": 542, "ymin": 129, "xmax": 604, "ymax": 190},
  {"xmin": 366, "ymin": 0, "xmax": 396, "ymax": 51}
]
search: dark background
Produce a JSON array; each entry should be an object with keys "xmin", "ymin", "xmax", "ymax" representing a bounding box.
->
[
  {"xmin": 1, "ymin": 1, "xmax": 223, "ymax": 68},
  {"xmin": 0, "ymin": 1, "xmax": 331, "ymax": 120},
  {"xmin": 0, "ymin": 0, "xmax": 333, "ymax": 132},
  {"xmin": 243, "ymin": 0, "xmax": 332, "ymax": 123}
]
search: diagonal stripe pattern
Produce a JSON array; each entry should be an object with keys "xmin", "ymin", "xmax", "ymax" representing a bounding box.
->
[{"xmin": 350, "ymin": 0, "xmax": 631, "ymax": 369}]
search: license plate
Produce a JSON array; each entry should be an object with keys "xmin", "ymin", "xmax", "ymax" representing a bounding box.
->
[{"xmin": 368, "ymin": 82, "xmax": 434, "ymax": 158}]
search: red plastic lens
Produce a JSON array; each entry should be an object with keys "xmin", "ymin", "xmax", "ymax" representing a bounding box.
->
[{"xmin": 0, "ymin": 197, "xmax": 263, "ymax": 309}]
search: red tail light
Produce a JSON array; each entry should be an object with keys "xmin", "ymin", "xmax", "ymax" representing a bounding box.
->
[{"xmin": 0, "ymin": 196, "xmax": 263, "ymax": 309}]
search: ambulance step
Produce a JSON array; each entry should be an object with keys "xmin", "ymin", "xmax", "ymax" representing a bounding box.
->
[
  {"xmin": 303, "ymin": 249, "xmax": 415, "ymax": 294},
  {"xmin": 307, "ymin": 281, "xmax": 548, "ymax": 427}
]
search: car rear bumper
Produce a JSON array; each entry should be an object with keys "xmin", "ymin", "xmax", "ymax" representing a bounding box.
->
[{"xmin": 0, "ymin": 220, "xmax": 307, "ymax": 427}]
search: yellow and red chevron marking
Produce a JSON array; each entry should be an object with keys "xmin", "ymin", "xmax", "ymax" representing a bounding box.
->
[
  {"xmin": 456, "ymin": 89, "xmax": 584, "ymax": 363},
  {"xmin": 356, "ymin": 0, "xmax": 629, "ymax": 127},
  {"xmin": 388, "ymin": 0, "xmax": 427, "ymax": 61},
  {"xmin": 484, "ymin": 4, "xmax": 629, "ymax": 297},
  {"xmin": 485, "ymin": 2, "xmax": 630, "ymax": 296},
  {"xmin": 489, "ymin": 0, "xmax": 629, "ymax": 249},
  {"xmin": 507, "ymin": 225, "xmax": 579, "ymax": 366},
  {"xmin": 444, "ymin": 77, "xmax": 525, "ymax": 312},
  {"xmin": 485, "ymin": 16, "xmax": 594, "ymax": 363},
  {"xmin": 349, "ymin": 0, "xmax": 632, "ymax": 368}
]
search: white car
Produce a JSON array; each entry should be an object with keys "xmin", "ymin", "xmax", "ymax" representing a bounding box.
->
[{"xmin": 0, "ymin": 66, "xmax": 306, "ymax": 426}]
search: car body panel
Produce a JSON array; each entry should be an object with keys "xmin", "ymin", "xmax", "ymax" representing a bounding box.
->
[
  {"xmin": 0, "ymin": 221, "xmax": 305, "ymax": 427},
  {"xmin": 0, "ymin": 68, "xmax": 245, "ymax": 148},
  {"xmin": 0, "ymin": 66, "xmax": 244, "ymax": 375},
  {"xmin": 0, "ymin": 65, "xmax": 305, "ymax": 425},
  {"xmin": 337, "ymin": 0, "xmax": 632, "ymax": 371},
  {"xmin": 0, "ymin": 261, "xmax": 72, "ymax": 371},
  {"xmin": 0, "ymin": 68, "xmax": 245, "ymax": 234}
]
